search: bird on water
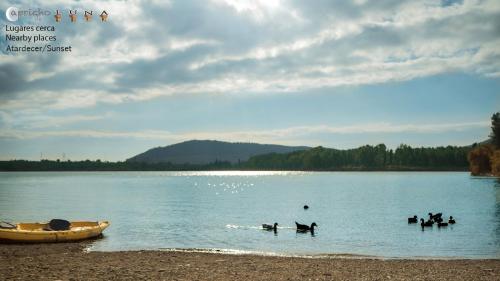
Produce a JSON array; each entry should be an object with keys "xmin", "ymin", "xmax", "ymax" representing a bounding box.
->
[
  {"xmin": 295, "ymin": 222, "xmax": 317, "ymax": 232},
  {"xmin": 408, "ymin": 215, "xmax": 418, "ymax": 224},
  {"xmin": 448, "ymin": 216, "xmax": 456, "ymax": 224},
  {"xmin": 420, "ymin": 218, "xmax": 433, "ymax": 228},
  {"xmin": 262, "ymin": 222, "xmax": 278, "ymax": 231}
]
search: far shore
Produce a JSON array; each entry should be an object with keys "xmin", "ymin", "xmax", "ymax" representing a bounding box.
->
[
  {"xmin": 0, "ymin": 168, "xmax": 470, "ymax": 172},
  {"xmin": 1, "ymin": 243, "xmax": 499, "ymax": 280}
]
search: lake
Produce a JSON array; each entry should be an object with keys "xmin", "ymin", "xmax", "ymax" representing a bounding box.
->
[{"xmin": 0, "ymin": 171, "xmax": 498, "ymax": 258}]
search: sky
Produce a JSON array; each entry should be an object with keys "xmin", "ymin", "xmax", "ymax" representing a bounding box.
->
[{"xmin": 0, "ymin": 0, "xmax": 499, "ymax": 161}]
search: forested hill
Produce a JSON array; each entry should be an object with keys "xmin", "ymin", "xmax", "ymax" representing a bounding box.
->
[
  {"xmin": 126, "ymin": 140, "xmax": 310, "ymax": 164},
  {"xmin": 241, "ymin": 144, "xmax": 471, "ymax": 171},
  {"xmin": 0, "ymin": 143, "xmax": 472, "ymax": 171}
]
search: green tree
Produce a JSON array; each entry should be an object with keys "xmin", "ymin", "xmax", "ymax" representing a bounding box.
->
[{"xmin": 490, "ymin": 112, "xmax": 500, "ymax": 148}]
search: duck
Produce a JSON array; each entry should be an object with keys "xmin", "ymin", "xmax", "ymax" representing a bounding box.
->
[
  {"xmin": 262, "ymin": 222, "xmax": 278, "ymax": 231},
  {"xmin": 448, "ymin": 216, "xmax": 456, "ymax": 224},
  {"xmin": 428, "ymin": 212, "xmax": 442, "ymax": 221},
  {"xmin": 420, "ymin": 218, "xmax": 433, "ymax": 227},
  {"xmin": 427, "ymin": 213, "xmax": 434, "ymax": 222},
  {"xmin": 303, "ymin": 205, "xmax": 309, "ymax": 210},
  {"xmin": 295, "ymin": 222, "xmax": 317, "ymax": 232},
  {"xmin": 408, "ymin": 215, "xmax": 418, "ymax": 224},
  {"xmin": 437, "ymin": 222, "xmax": 448, "ymax": 227}
]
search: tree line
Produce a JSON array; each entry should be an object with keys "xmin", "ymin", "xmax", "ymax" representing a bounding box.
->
[
  {"xmin": 0, "ymin": 159, "xmax": 233, "ymax": 172},
  {"xmin": 0, "ymin": 144, "xmax": 471, "ymax": 171},
  {"xmin": 242, "ymin": 144, "xmax": 470, "ymax": 171}
]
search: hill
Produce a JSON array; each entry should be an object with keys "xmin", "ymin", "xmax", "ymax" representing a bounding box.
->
[{"xmin": 126, "ymin": 140, "xmax": 310, "ymax": 164}]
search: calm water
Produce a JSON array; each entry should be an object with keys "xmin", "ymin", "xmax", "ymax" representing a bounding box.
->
[{"xmin": 0, "ymin": 171, "xmax": 499, "ymax": 258}]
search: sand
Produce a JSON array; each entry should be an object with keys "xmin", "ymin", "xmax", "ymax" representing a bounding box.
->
[{"xmin": 1, "ymin": 242, "xmax": 499, "ymax": 280}]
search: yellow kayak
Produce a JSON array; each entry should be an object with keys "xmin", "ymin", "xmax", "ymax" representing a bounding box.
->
[{"xmin": 0, "ymin": 220, "xmax": 110, "ymax": 243}]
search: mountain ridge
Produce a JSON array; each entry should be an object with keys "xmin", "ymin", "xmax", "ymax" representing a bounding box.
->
[{"xmin": 126, "ymin": 140, "xmax": 310, "ymax": 164}]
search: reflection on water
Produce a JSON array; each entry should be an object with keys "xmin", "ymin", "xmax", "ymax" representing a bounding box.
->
[
  {"xmin": 170, "ymin": 171, "xmax": 305, "ymax": 176},
  {"xmin": 0, "ymin": 171, "xmax": 499, "ymax": 258}
]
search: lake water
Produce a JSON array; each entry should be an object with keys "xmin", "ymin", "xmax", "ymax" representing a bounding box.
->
[{"xmin": 0, "ymin": 171, "xmax": 499, "ymax": 258}]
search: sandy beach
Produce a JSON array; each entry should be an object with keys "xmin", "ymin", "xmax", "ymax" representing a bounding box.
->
[{"xmin": 0, "ymin": 242, "xmax": 499, "ymax": 281}]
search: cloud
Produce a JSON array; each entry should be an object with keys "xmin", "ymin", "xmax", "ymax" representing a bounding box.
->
[
  {"xmin": 0, "ymin": 0, "xmax": 499, "ymax": 119},
  {"xmin": 0, "ymin": 63, "xmax": 28, "ymax": 97},
  {"xmin": 0, "ymin": 121, "xmax": 488, "ymax": 142},
  {"xmin": 23, "ymin": 113, "xmax": 113, "ymax": 129}
]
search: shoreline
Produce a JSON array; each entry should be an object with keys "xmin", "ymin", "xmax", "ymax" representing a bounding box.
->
[
  {"xmin": 98, "ymin": 247, "xmax": 500, "ymax": 261},
  {"xmin": 2, "ymin": 243, "xmax": 499, "ymax": 280}
]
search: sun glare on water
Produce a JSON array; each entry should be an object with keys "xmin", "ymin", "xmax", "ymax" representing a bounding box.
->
[{"xmin": 172, "ymin": 170, "xmax": 305, "ymax": 177}]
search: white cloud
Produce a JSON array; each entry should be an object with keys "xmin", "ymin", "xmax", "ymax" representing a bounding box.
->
[
  {"xmin": 213, "ymin": 0, "xmax": 290, "ymax": 22},
  {"xmin": 0, "ymin": 121, "xmax": 488, "ymax": 141},
  {"xmin": 24, "ymin": 113, "xmax": 113, "ymax": 129},
  {"xmin": 0, "ymin": 0, "xmax": 499, "ymax": 119}
]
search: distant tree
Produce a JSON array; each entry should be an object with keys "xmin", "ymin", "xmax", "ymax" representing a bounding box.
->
[{"xmin": 490, "ymin": 112, "xmax": 500, "ymax": 148}]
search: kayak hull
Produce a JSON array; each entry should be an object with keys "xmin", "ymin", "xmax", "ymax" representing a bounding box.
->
[{"xmin": 0, "ymin": 221, "xmax": 109, "ymax": 243}]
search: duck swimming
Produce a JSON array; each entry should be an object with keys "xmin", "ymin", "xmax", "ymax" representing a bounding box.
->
[
  {"xmin": 262, "ymin": 222, "xmax": 278, "ymax": 231},
  {"xmin": 408, "ymin": 215, "xmax": 418, "ymax": 224},
  {"xmin": 420, "ymin": 218, "xmax": 433, "ymax": 227},
  {"xmin": 437, "ymin": 222, "xmax": 448, "ymax": 227},
  {"xmin": 448, "ymin": 216, "xmax": 456, "ymax": 224},
  {"xmin": 295, "ymin": 222, "xmax": 317, "ymax": 232},
  {"xmin": 428, "ymin": 212, "xmax": 442, "ymax": 221}
]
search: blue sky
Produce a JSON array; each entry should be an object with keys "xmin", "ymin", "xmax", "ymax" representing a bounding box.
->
[{"xmin": 0, "ymin": 0, "xmax": 499, "ymax": 161}]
